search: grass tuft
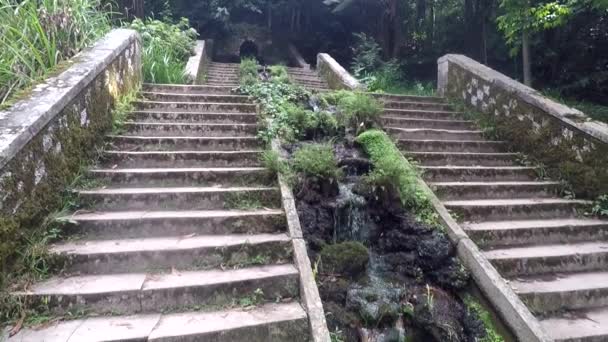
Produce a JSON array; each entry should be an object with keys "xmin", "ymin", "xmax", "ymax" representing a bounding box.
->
[{"xmin": 292, "ymin": 143, "xmax": 343, "ymax": 181}]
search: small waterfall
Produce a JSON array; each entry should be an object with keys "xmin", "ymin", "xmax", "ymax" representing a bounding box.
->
[{"xmin": 333, "ymin": 183, "xmax": 371, "ymax": 243}]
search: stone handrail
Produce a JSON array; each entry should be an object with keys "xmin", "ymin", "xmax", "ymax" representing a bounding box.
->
[
  {"xmin": 438, "ymin": 54, "xmax": 608, "ymax": 197},
  {"xmin": 185, "ymin": 39, "xmax": 214, "ymax": 85},
  {"xmin": 316, "ymin": 53, "xmax": 365, "ymax": 90},
  {"xmin": 288, "ymin": 44, "xmax": 311, "ymax": 70}
]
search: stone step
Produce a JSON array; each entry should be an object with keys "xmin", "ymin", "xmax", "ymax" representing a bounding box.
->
[
  {"xmin": 122, "ymin": 122, "xmax": 258, "ymax": 137},
  {"xmin": 398, "ymin": 139, "xmax": 507, "ymax": 153},
  {"xmin": 465, "ymin": 219, "xmax": 608, "ymax": 249},
  {"xmin": 383, "ymin": 100, "xmax": 452, "ymax": 111},
  {"xmin": 420, "ymin": 166, "xmax": 538, "ymax": 182},
  {"xmin": 5, "ymin": 302, "xmax": 309, "ymax": 342},
  {"xmin": 541, "ymin": 307, "xmax": 608, "ymax": 342},
  {"xmin": 61, "ymin": 209, "xmax": 286, "ymax": 240},
  {"xmin": 484, "ymin": 241, "xmax": 608, "ymax": 277},
  {"xmin": 101, "ymin": 150, "xmax": 263, "ymax": 168},
  {"xmin": 78, "ymin": 186, "xmax": 282, "ymax": 211},
  {"xmin": 371, "ymin": 93, "xmax": 444, "ymax": 103},
  {"xmin": 134, "ymin": 101, "xmax": 256, "ymax": 113},
  {"xmin": 16, "ymin": 264, "xmax": 299, "ymax": 315},
  {"xmin": 89, "ymin": 167, "xmax": 274, "ymax": 188},
  {"xmin": 206, "ymin": 76, "xmax": 240, "ymax": 83},
  {"xmin": 383, "ymin": 108, "xmax": 465, "ymax": 120},
  {"xmin": 408, "ymin": 151, "xmax": 518, "ymax": 166},
  {"xmin": 205, "ymin": 68, "xmax": 238, "ymax": 74},
  {"xmin": 430, "ymin": 181, "xmax": 560, "ymax": 200},
  {"xmin": 142, "ymin": 84, "xmax": 235, "ymax": 95},
  {"xmin": 289, "ymin": 75, "xmax": 325, "ymax": 82},
  {"xmin": 386, "ymin": 127, "xmax": 485, "ymax": 141},
  {"xmin": 140, "ymin": 92, "xmax": 250, "ymax": 103},
  {"xmin": 444, "ymin": 198, "xmax": 591, "ymax": 222},
  {"xmin": 511, "ymin": 270, "xmax": 608, "ymax": 314},
  {"xmin": 381, "ymin": 116, "xmax": 476, "ymax": 130},
  {"xmin": 107, "ymin": 135, "xmax": 262, "ymax": 151},
  {"xmin": 130, "ymin": 111, "xmax": 258, "ymax": 124},
  {"xmin": 52, "ymin": 233, "xmax": 292, "ymax": 275}
]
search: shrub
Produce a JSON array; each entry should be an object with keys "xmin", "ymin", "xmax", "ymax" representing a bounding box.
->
[
  {"xmin": 129, "ymin": 18, "xmax": 197, "ymax": 84},
  {"xmin": 320, "ymin": 241, "xmax": 369, "ymax": 277},
  {"xmin": 269, "ymin": 65, "xmax": 290, "ymax": 84},
  {"xmin": 239, "ymin": 57, "xmax": 259, "ymax": 86},
  {"xmin": 351, "ymin": 32, "xmax": 383, "ymax": 76},
  {"xmin": 292, "ymin": 144, "xmax": 342, "ymax": 181},
  {"xmin": 0, "ymin": 0, "xmax": 111, "ymax": 106},
  {"xmin": 356, "ymin": 129, "xmax": 438, "ymax": 225},
  {"xmin": 591, "ymin": 194, "xmax": 608, "ymax": 217},
  {"xmin": 336, "ymin": 92, "xmax": 383, "ymax": 133}
]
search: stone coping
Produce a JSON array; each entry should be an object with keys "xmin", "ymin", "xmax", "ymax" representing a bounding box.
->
[
  {"xmin": 0, "ymin": 29, "xmax": 140, "ymax": 171},
  {"xmin": 316, "ymin": 53, "xmax": 364, "ymax": 90},
  {"xmin": 438, "ymin": 54, "xmax": 608, "ymax": 144},
  {"xmin": 271, "ymin": 139, "xmax": 331, "ymax": 342},
  {"xmin": 185, "ymin": 40, "xmax": 206, "ymax": 84}
]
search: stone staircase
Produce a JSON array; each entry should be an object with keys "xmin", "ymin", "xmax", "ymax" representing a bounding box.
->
[
  {"xmin": 286, "ymin": 67, "xmax": 330, "ymax": 91},
  {"xmin": 5, "ymin": 64, "xmax": 312, "ymax": 341},
  {"xmin": 374, "ymin": 93, "xmax": 608, "ymax": 342}
]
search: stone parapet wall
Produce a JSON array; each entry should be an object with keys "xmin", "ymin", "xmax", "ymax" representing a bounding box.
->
[
  {"xmin": 0, "ymin": 29, "xmax": 141, "ymax": 267},
  {"xmin": 185, "ymin": 40, "xmax": 214, "ymax": 85},
  {"xmin": 438, "ymin": 54, "xmax": 608, "ymax": 197},
  {"xmin": 317, "ymin": 53, "xmax": 364, "ymax": 90}
]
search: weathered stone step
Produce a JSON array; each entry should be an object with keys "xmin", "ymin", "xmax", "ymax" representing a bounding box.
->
[
  {"xmin": 444, "ymin": 198, "xmax": 591, "ymax": 222},
  {"xmin": 289, "ymin": 75, "xmax": 325, "ymax": 82},
  {"xmin": 16, "ymin": 264, "xmax": 299, "ymax": 315},
  {"xmin": 372, "ymin": 93, "xmax": 444, "ymax": 103},
  {"xmin": 130, "ymin": 111, "xmax": 258, "ymax": 124},
  {"xmin": 465, "ymin": 219, "xmax": 608, "ymax": 248},
  {"xmin": 381, "ymin": 116, "xmax": 476, "ymax": 130},
  {"xmin": 134, "ymin": 101, "xmax": 256, "ymax": 113},
  {"xmin": 484, "ymin": 241, "xmax": 608, "ymax": 277},
  {"xmin": 78, "ymin": 186, "xmax": 282, "ymax": 211},
  {"xmin": 420, "ymin": 166, "xmax": 537, "ymax": 182},
  {"xmin": 206, "ymin": 81, "xmax": 240, "ymax": 87},
  {"xmin": 408, "ymin": 151, "xmax": 518, "ymax": 166},
  {"xmin": 205, "ymin": 69, "xmax": 238, "ymax": 75},
  {"xmin": 384, "ymin": 100, "xmax": 452, "ymax": 111},
  {"xmin": 89, "ymin": 167, "xmax": 273, "ymax": 188},
  {"xmin": 107, "ymin": 135, "xmax": 262, "ymax": 151},
  {"xmin": 430, "ymin": 181, "xmax": 560, "ymax": 200},
  {"xmin": 383, "ymin": 108, "xmax": 466, "ymax": 120},
  {"xmin": 541, "ymin": 307, "xmax": 608, "ymax": 342},
  {"xmin": 386, "ymin": 127, "xmax": 485, "ymax": 141},
  {"xmin": 102, "ymin": 150, "xmax": 263, "ymax": 168},
  {"xmin": 511, "ymin": 270, "xmax": 608, "ymax": 314},
  {"xmin": 398, "ymin": 139, "xmax": 507, "ymax": 153},
  {"xmin": 206, "ymin": 76, "xmax": 240, "ymax": 83},
  {"xmin": 52, "ymin": 233, "xmax": 292, "ymax": 275},
  {"xmin": 140, "ymin": 92, "xmax": 250, "ymax": 103},
  {"xmin": 142, "ymin": 83, "xmax": 235, "ymax": 95},
  {"xmin": 123, "ymin": 122, "xmax": 258, "ymax": 137},
  {"xmin": 4, "ymin": 302, "xmax": 309, "ymax": 342},
  {"xmin": 61, "ymin": 209, "xmax": 286, "ymax": 240}
]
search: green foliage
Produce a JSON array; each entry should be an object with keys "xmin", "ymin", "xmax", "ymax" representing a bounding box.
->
[
  {"xmin": 111, "ymin": 88, "xmax": 139, "ymax": 133},
  {"xmin": 543, "ymin": 89, "xmax": 608, "ymax": 124},
  {"xmin": 0, "ymin": 0, "xmax": 111, "ymax": 106},
  {"xmin": 351, "ymin": 32, "xmax": 383, "ymax": 76},
  {"xmin": 356, "ymin": 130, "xmax": 438, "ymax": 225},
  {"xmin": 268, "ymin": 65, "xmax": 290, "ymax": 84},
  {"xmin": 591, "ymin": 194, "xmax": 608, "ymax": 217},
  {"xmin": 320, "ymin": 241, "xmax": 369, "ymax": 277},
  {"xmin": 464, "ymin": 296, "xmax": 505, "ymax": 342},
  {"xmin": 335, "ymin": 92, "xmax": 383, "ymax": 134},
  {"xmin": 292, "ymin": 144, "xmax": 342, "ymax": 181},
  {"xmin": 239, "ymin": 57, "xmax": 259, "ymax": 86},
  {"xmin": 129, "ymin": 17, "xmax": 197, "ymax": 84}
]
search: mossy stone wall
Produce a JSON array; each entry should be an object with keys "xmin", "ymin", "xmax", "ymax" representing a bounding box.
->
[
  {"xmin": 438, "ymin": 54, "xmax": 608, "ymax": 198},
  {"xmin": 0, "ymin": 29, "xmax": 142, "ymax": 272}
]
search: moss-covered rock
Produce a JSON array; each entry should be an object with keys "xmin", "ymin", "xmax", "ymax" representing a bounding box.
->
[{"xmin": 320, "ymin": 241, "xmax": 369, "ymax": 277}]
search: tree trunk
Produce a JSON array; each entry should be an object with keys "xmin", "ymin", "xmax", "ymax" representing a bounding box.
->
[
  {"xmin": 522, "ymin": 30, "xmax": 532, "ymax": 86},
  {"xmin": 267, "ymin": 3, "xmax": 272, "ymax": 29}
]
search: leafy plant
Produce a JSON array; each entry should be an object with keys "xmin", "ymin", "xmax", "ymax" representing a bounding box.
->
[
  {"xmin": 464, "ymin": 295, "xmax": 505, "ymax": 342},
  {"xmin": 111, "ymin": 88, "xmax": 140, "ymax": 133},
  {"xmin": 351, "ymin": 32, "xmax": 383, "ymax": 77},
  {"xmin": 356, "ymin": 129, "xmax": 438, "ymax": 225},
  {"xmin": 129, "ymin": 17, "xmax": 197, "ymax": 84},
  {"xmin": 335, "ymin": 92, "xmax": 383, "ymax": 134},
  {"xmin": 0, "ymin": 0, "xmax": 111, "ymax": 106},
  {"xmin": 591, "ymin": 194, "xmax": 608, "ymax": 217},
  {"xmin": 292, "ymin": 144, "xmax": 343, "ymax": 181},
  {"xmin": 239, "ymin": 57, "xmax": 259, "ymax": 86},
  {"xmin": 268, "ymin": 65, "xmax": 290, "ymax": 84}
]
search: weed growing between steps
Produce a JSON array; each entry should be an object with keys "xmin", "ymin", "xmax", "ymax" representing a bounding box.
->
[{"xmin": 241, "ymin": 67, "xmax": 502, "ymax": 341}]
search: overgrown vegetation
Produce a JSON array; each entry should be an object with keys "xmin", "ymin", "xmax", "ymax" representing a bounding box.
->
[
  {"xmin": 292, "ymin": 144, "xmax": 343, "ymax": 181},
  {"xmin": 356, "ymin": 129, "xmax": 438, "ymax": 225},
  {"xmin": 0, "ymin": 0, "xmax": 111, "ymax": 106},
  {"xmin": 129, "ymin": 17, "xmax": 197, "ymax": 84},
  {"xmin": 239, "ymin": 57, "xmax": 259, "ymax": 86},
  {"xmin": 464, "ymin": 296, "xmax": 505, "ymax": 342},
  {"xmin": 268, "ymin": 65, "xmax": 290, "ymax": 84},
  {"xmin": 111, "ymin": 88, "xmax": 139, "ymax": 133},
  {"xmin": 591, "ymin": 194, "xmax": 608, "ymax": 217},
  {"xmin": 330, "ymin": 91, "xmax": 383, "ymax": 134}
]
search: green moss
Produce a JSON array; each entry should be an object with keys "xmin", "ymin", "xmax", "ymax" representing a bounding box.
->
[
  {"xmin": 320, "ymin": 241, "xmax": 369, "ymax": 277},
  {"xmin": 464, "ymin": 296, "xmax": 505, "ymax": 342},
  {"xmin": 356, "ymin": 129, "xmax": 439, "ymax": 225}
]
